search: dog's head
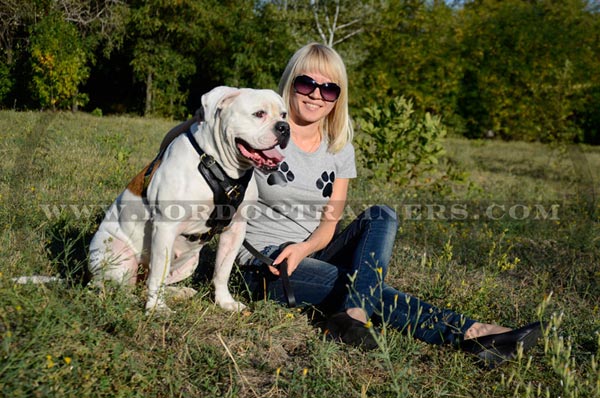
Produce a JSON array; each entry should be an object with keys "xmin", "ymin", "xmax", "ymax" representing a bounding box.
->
[{"xmin": 201, "ymin": 86, "xmax": 290, "ymax": 172}]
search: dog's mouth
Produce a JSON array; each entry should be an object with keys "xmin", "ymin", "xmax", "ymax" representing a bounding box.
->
[{"xmin": 235, "ymin": 139, "xmax": 284, "ymax": 171}]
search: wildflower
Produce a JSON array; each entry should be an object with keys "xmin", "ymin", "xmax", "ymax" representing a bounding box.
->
[
  {"xmin": 302, "ymin": 368, "xmax": 308, "ymax": 377},
  {"xmin": 364, "ymin": 320, "xmax": 373, "ymax": 329},
  {"xmin": 46, "ymin": 355, "xmax": 55, "ymax": 369},
  {"xmin": 64, "ymin": 357, "xmax": 72, "ymax": 365},
  {"xmin": 285, "ymin": 313, "xmax": 294, "ymax": 319}
]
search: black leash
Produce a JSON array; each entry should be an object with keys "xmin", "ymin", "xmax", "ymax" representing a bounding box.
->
[{"xmin": 242, "ymin": 240, "xmax": 296, "ymax": 308}]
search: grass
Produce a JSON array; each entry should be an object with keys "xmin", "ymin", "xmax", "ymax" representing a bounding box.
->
[{"xmin": 1, "ymin": 110, "xmax": 599, "ymax": 397}]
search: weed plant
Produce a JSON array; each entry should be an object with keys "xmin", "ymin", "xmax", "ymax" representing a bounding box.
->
[{"xmin": 1, "ymin": 111, "xmax": 599, "ymax": 397}]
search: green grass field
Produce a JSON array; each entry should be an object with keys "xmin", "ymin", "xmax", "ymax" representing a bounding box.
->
[{"xmin": 1, "ymin": 110, "xmax": 598, "ymax": 397}]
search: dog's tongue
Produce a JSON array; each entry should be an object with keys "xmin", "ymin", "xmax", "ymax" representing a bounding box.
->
[
  {"xmin": 237, "ymin": 142, "xmax": 284, "ymax": 168},
  {"xmin": 259, "ymin": 147, "xmax": 284, "ymax": 163}
]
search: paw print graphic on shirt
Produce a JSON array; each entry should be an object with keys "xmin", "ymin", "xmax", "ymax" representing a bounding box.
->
[
  {"xmin": 267, "ymin": 161, "xmax": 295, "ymax": 186},
  {"xmin": 316, "ymin": 171, "xmax": 335, "ymax": 197}
]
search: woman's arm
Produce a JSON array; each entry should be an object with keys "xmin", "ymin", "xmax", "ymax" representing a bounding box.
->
[{"xmin": 270, "ymin": 177, "xmax": 349, "ymax": 275}]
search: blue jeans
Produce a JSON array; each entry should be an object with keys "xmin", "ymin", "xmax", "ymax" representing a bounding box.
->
[{"xmin": 242, "ymin": 205, "xmax": 476, "ymax": 346}]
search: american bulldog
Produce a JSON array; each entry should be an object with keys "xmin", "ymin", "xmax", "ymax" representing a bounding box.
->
[{"xmin": 88, "ymin": 87, "xmax": 289, "ymax": 313}]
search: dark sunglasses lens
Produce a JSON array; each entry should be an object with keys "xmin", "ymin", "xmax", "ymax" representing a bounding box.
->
[
  {"xmin": 320, "ymin": 83, "xmax": 341, "ymax": 101},
  {"xmin": 294, "ymin": 76, "xmax": 317, "ymax": 95},
  {"xmin": 293, "ymin": 75, "xmax": 341, "ymax": 102}
]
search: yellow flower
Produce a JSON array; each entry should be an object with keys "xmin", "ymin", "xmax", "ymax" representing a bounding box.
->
[
  {"xmin": 64, "ymin": 357, "xmax": 72, "ymax": 365},
  {"xmin": 302, "ymin": 368, "xmax": 308, "ymax": 377},
  {"xmin": 285, "ymin": 313, "xmax": 294, "ymax": 319},
  {"xmin": 46, "ymin": 355, "xmax": 55, "ymax": 369},
  {"xmin": 364, "ymin": 320, "xmax": 373, "ymax": 329}
]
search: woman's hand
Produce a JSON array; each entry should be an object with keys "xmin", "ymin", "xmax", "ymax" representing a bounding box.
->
[
  {"xmin": 269, "ymin": 242, "xmax": 312, "ymax": 276},
  {"xmin": 267, "ymin": 178, "xmax": 350, "ymax": 276}
]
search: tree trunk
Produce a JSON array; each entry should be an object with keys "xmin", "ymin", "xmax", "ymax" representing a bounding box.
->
[{"xmin": 145, "ymin": 72, "xmax": 153, "ymax": 115}]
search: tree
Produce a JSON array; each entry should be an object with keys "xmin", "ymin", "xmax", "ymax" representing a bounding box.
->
[
  {"xmin": 29, "ymin": 13, "xmax": 89, "ymax": 110},
  {"xmin": 310, "ymin": 0, "xmax": 373, "ymax": 47},
  {"xmin": 128, "ymin": 0, "xmax": 205, "ymax": 117}
]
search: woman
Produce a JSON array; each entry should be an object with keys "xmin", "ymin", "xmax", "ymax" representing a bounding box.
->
[{"xmin": 237, "ymin": 43, "xmax": 541, "ymax": 369}]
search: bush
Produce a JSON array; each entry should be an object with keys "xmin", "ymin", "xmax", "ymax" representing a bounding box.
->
[{"xmin": 354, "ymin": 96, "xmax": 449, "ymax": 189}]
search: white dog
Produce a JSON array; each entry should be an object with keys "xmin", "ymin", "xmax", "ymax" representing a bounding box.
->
[{"xmin": 88, "ymin": 87, "xmax": 289, "ymax": 313}]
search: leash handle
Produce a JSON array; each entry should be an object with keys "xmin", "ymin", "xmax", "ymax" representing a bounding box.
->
[{"xmin": 242, "ymin": 240, "xmax": 296, "ymax": 308}]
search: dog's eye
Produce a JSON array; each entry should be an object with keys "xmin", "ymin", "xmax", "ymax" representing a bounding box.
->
[
  {"xmin": 281, "ymin": 112, "xmax": 287, "ymax": 119},
  {"xmin": 253, "ymin": 110, "xmax": 266, "ymax": 118}
]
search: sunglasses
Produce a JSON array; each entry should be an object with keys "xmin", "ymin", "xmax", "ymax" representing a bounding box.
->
[{"xmin": 293, "ymin": 75, "xmax": 341, "ymax": 102}]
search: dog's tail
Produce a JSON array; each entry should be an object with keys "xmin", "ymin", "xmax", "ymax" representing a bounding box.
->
[{"xmin": 11, "ymin": 275, "xmax": 64, "ymax": 284}]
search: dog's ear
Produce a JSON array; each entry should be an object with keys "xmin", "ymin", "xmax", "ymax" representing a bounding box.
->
[{"xmin": 201, "ymin": 86, "xmax": 240, "ymax": 123}]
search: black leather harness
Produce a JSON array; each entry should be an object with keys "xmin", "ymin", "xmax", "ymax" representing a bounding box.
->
[
  {"xmin": 183, "ymin": 129, "xmax": 253, "ymax": 243},
  {"xmin": 141, "ymin": 113, "xmax": 253, "ymax": 243}
]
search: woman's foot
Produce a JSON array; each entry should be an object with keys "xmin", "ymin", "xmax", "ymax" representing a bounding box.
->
[{"xmin": 460, "ymin": 322, "xmax": 543, "ymax": 369}]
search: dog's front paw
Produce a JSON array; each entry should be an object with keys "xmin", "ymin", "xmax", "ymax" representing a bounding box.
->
[
  {"xmin": 217, "ymin": 299, "xmax": 247, "ymax": 312},
  {"xmin": 145, "ymin": 298, "xmax": 175, "ymax": 316}
]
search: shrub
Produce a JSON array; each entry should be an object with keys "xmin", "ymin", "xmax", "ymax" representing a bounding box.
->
[{"xmin": 354, "ymin": 96, "xmax": 448, "ymax": 189}]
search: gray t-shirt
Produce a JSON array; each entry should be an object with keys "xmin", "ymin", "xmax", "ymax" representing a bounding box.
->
[{"xmin": 237, "ymin": 138, "xmax": 357, "ymax": 264}]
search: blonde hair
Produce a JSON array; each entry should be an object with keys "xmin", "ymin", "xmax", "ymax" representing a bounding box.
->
[{"xmin": 278, "ymin": 43, "xmax": 353, "ymax": 153}]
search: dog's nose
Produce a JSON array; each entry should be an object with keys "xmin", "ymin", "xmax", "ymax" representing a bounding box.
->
[{"xmin": 275, "ymin": 121, "xmax": 290, "ymax": 149}]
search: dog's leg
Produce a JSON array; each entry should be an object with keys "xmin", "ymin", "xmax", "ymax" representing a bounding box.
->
[
  {"xmin": 145, "ymin": 221, "xmax": 178, "ymax": 314},
  {"xmin": 89, "ymin": 229, "xmax": 139, "ymax": 286},
  {"xmin": 213, "ymin": 216, "xmax": 247, "ymax": 312}
]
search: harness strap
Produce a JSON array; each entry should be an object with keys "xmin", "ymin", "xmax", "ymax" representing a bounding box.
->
[
  {"xmin": 243, "ymin": 240, "xmax": 297, "ymax": 308},
  {"xmin": 142, "ymin": 110, "xmax": 203, "ymax": 201},
  {"xmin": 185, "ymin": 130, "xmax": 254, "ymax": 242}
]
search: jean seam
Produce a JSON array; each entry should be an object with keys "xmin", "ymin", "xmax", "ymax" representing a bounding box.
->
[{"xmin": 345, "ymin": 216, "xmax": 373, "ymax": 312}]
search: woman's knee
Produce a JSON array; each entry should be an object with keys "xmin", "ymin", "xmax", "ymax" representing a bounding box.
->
[{"xmin": 364, "ymin": 205, "xmax": 399, "ymax": 230}]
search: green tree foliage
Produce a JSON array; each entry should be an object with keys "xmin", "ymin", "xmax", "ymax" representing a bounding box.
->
[
  {"xmin": 128, "ymin": 0, "xmax": 295, "ymax": 117},
  {"xmin": 0, "ymin": 61, "xmax": 12, "ymax": 103},
  {"xmin": 29, "ymin": 13, "xmax": 89, "ymax": 110},
  {"xmin": 128, "ymin": 0, "xmax": 204, "ymax": 117},
  {"xmin": 1, "ymin": 0, "xmax": 128, "ymax": 109},
  {"xmin": 353, "ymin": 1, "xmax": 463, "ymax": 117},
  {"xmin": 197, "ymin": 1, "xmax": 297, "ymax": 90},
  {"xmin": 457, "ymin": 0, "xmax": 599, "ymax": 141},
  {"xmin": 2, "ymin": 0, "xmax": 600, "ymax": 146}
]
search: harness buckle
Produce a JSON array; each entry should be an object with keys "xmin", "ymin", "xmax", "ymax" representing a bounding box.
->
[{"xmin": 200, "ymin": 153, "xmax": 216, "ymax": 168}]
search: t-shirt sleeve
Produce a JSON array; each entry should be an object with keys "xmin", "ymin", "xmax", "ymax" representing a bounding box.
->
[{"xmin": 336, "ymin": 142, "xmax": 357, "ymax": 179}]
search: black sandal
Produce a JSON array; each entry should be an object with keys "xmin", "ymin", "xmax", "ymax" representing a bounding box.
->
[
  {"xmin": 459, "ymin": 321, "xmax": 543, "ymax": 369},
  {"xmin": 325, "ymin": 312, "xmax": 378, "ymax": 350}
]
